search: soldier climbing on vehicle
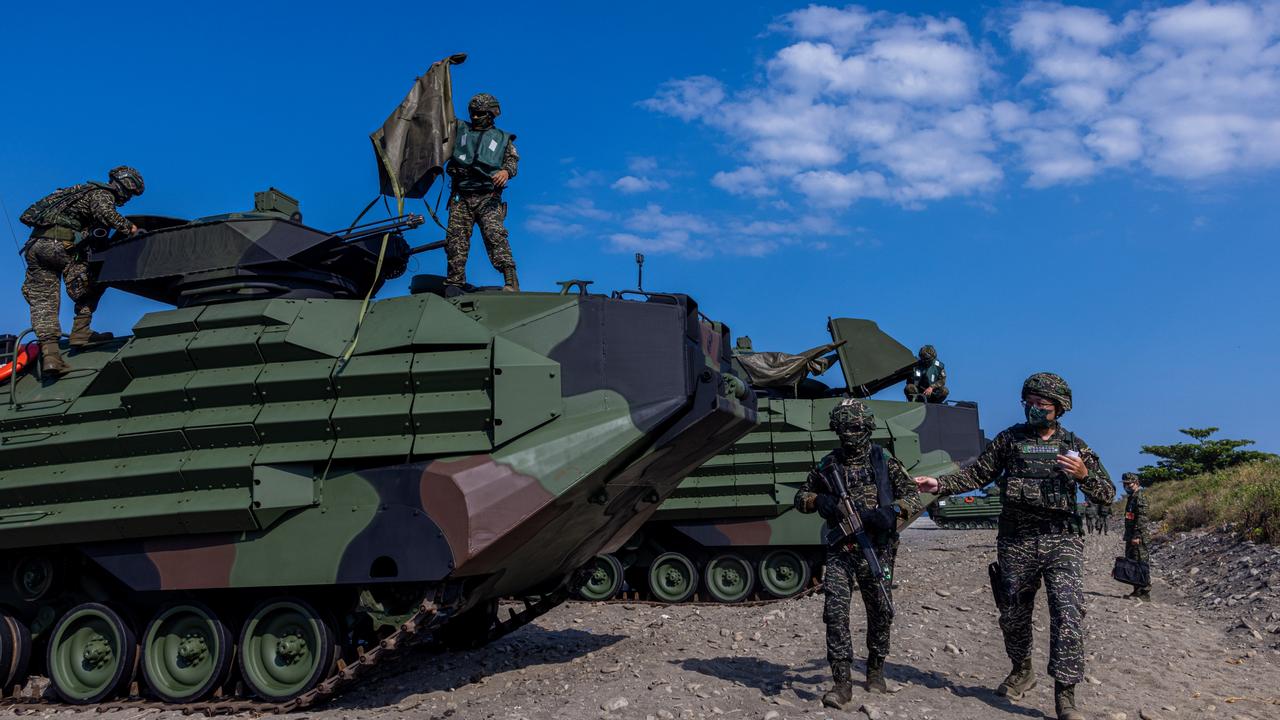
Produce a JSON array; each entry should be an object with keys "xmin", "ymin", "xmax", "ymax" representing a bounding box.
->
[{"xmin": 18, "ymin": 166, "xmax": 143, "ymax": 377}]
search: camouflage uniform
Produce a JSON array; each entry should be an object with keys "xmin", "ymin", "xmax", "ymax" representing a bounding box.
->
[
  {"xmin": 1082, "ymin": 501, "xmax": 1096, "ymax": 534},
  {"xmin": 937, "ymin": 379, "xmax": 1113, "ymax": 687},
  {"xmin": 21, "ymin": 184, "xmax": 133, "ymax": 344},
  {"xmin": 1123, "ymin": 474, "xmax": 1151, "ymax": 596},
  {"xmin": 904, "ymin": 345, "xmax": 948, "ymax": 403},
  {"xmin": 1097, "ymin": 500, "xmax": 1110, "ymax": 535},
  {"xmin": 794, "ymin": 402, "xmax": 922, "ymax": 674},
  {"xmin": 444, "ymin": 108, "xmax": 520, "ymax": 286}
]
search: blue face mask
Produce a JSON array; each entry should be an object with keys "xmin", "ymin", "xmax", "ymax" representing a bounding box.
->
[{"xmin": 1024, "ymin": 404, "xmax": 1053, "ymax": 427}]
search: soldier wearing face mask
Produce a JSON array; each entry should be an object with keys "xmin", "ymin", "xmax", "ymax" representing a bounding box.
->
[
  {"xmin": 914, "ymin": 373, "xmax": 1113, "ymax": 720},
  {"xmin": 794, "ymin": 400, "xmax": 922, "ymax": 709},
  {"xmin": 444, "ymin": 92, "xmax": 520, "ymax": 291}
]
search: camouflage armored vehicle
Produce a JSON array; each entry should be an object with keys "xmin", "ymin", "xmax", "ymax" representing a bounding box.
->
[
  {"xmin": 0, "ymin": 191, "xmax": 756, "ymax": 707},
  {"xmin": 928, "ymin": 490, "xmax": 1001, "ymax": 529},
  {"xmin": 575, "ymin": 319, "xmax": 983, "ymax": 603}
]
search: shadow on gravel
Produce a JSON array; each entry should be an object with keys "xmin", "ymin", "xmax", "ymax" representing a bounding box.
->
[
  {"xmin": 886, "ymin": 660, "xmax": 1046, "ymax": 718},
  {"xmin": 334, "ymin": 626, "xmax": 627, "ymax": 710},
  {"xmin": 675, "ymin": 656, "xmax": 827, "ymax": 700}
]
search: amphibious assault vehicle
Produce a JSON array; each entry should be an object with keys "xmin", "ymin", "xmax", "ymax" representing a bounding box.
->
[
  {"xmin": 575, "ymin": 319, "xmax": 984, "ymax": 603},
  {"xmin": 928, "ymin": 490, "xmax": 1001, "ymax": 529},
  {"xmin": 0, "ymin": 191, "xmax": 756, "ymax": 708}
]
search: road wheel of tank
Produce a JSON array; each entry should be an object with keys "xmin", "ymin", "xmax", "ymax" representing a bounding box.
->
[
  {"xmin": 142, "ymin": 602, "xmax": 233, "ymax": 703},
  {"xmin": 238, "ymin": 598, "xmax": 335, "ymax": 703},
  {"xmin": 1, "ymin": 615, "xmax": 32, "ymax": 691},
  {"xmin": 703, "ymin": 554, "xmax": 755, "ymax": 603},
  {"xmin": 46, "ymin": 602, "xmax": 139, "ymax": 704},
  {"xmin": 758, "ymin": 549, "xmax": 811, "ymax": 599},
  {"xmin": 648, "ymin": 552, "xmax": 697, "ymax": 603},
  {"xmin": 577, "ymin": 555, "xmax": 625, "ymax": 601}
]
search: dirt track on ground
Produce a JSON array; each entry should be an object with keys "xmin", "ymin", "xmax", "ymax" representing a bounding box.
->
[{"xmin": 18, "ymin": 523, "xmax": 1280, "ymax": 720}]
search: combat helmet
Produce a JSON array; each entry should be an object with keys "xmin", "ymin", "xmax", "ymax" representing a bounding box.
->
[
  {"xmin": 1022, "ymin": 372, "xmax": 1072, "ymax": 413},
  {"xmin": 468, "ymin": 93, "xmax": 501, "ymax": 116},
  {"xmin": 109, "ymin": 166, "xmax": 145, "ymax": 198},
  {"xmin": 918, "ymin": 345, "xmax": 937, "ymax": 362},
  {"xmin": 829, "ymin": 398, "xmax": 875, "ymax": 436}
]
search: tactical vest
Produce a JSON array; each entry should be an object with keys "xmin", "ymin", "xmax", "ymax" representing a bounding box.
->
[
  {"xmin": 450, "ymin": 121, "xmax": 513, "ymax": 193},
  {"xmin": 20, "ymin": 182, "xmax": 112, "ymax": 234},
  {"xmin": 999, "ymin": 428, "xmax": 1081, "ymax": 514},
  {"xmin": 820, "ymin": 445, "xmax": 894, "ymax": 545},
  {"xmin": 910, "ymin": 360, "xmax": 944, "ymax": 387}
]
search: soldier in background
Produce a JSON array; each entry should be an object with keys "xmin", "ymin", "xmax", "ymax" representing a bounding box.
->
[
  {"xmin": 1122, "ymin": 473, "xmax": 1152, "ymax": 601},
  {"xmin": 904, "ymin": 345, "xmax": 948, "ymax": 403},
  {"xmin": 444, "ymin": 93, "xmax": 520, "ymax": 292},
  {"xmin": 1097, "ymin": 499, "xmax": 1111, "ymax": 535},
  {"xmin": 1082, "ymin": 500, "xmax": 1096, "ymax": 535},
  {"xmin": 914, "ymin": 373, "xmax": 1113, "ymax": 720},
  {"xmin": 19, "ymin": 166, "xmax": 143, "ymax": 377},
  {"xmin": 794, "ymin": 400, "xmax": 922, "ymax": 709}
]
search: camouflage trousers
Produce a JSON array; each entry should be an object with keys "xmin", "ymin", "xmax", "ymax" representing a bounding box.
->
[
  {"xmin": 823, "ymin": 542, "xmax": 897, "ymax": 666},
  {"xmin": 444, "ymin": 192, "xmax": 514, "ymax": 285},
  {"xmin": 996, "ymin": 532, "xmax": 1087, "ymax": 684},
  {"xmin": 21, "ymin": 238, "xmax": 101, "ymax": 344}
]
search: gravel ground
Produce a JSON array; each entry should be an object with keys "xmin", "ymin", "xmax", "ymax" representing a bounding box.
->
[{"xmin": 16, "ymin": 522, "xmax": 1280, "ymax": 720}]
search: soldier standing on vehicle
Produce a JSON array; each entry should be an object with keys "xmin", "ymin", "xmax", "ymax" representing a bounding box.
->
[
  {"xmin": 904, "ymin": 345, "xmax": 948, "ymax": 403},
  {"xmin": 1122, "ymin": 472, "xmax": 1152, "ymax": 601},
  {"xmin": 18, "ymin": 166, "xmax": 143, "ymax": 377},
  {"xmin": 444, "ymin": 93, "xmax": 520, "ymax": 292},
  {"xmin": 914, "ymin": 373, "xmax": 1114, "ymax": 720},
  {"xmin": 794, "ymin": 400, "xmax": 922, "ymax": 709}
]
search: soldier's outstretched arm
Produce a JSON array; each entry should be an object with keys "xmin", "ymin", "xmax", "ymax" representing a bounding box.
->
[
  {"xmin": 86, "ymin": 189, "xmax": 135, "ymax": 233},
  {"xmin": 923, "ymin": 430, "xmax": 1009, "ymax": 496}
]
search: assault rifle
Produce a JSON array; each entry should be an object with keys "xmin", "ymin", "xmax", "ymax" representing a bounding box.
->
[{"xmin": 828, "ymin": 463, "xmax": 896, "ymax": 619}]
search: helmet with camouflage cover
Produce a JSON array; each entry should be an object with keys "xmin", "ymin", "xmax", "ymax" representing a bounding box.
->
[
  {"xmin": 918, "ymin": 345, "xmax": 937, "ymax": 362},
  {"xmin": 1021, "ymin": 372, "xmax": 1072, "ymax": 413},
  {"xmin": 468, "ymin": 93, "xmax": 501, "ymax": 116},
  {"xmin": 1122, "ymin": 472, "xmax": 1140, "ymax": 485},
  {"xmin": 108, "ymin": 166, "xmax": 145, "ymax": 199},
  {"xmin": 829, "ymin": 398, "xmax": 875, "ymax": 436}
]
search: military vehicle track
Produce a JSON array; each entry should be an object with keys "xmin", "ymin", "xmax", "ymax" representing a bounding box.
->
[{"xmin": 0, "ymin": 590, "xmax": 570, "ymax": 715}]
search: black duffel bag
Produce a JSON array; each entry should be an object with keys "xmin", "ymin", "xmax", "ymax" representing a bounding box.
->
[{"xmin": 1112, "ymin": 556, "xmax": 1150, "ymax": 587}]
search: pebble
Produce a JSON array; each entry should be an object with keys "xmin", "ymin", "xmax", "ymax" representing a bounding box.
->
[
  {"xmin": 944, "ymin": 642, "xmax": 961, "ymax": 655},
  {"xmin": 858, "ymin": 703, "xmax": 882, "ymax": 720},
  {"xmin": 658, "ymin": 712, "xmax": 675, "ymax": 720},
  {"xmin": 935, "ymin": 589, "xmax": 952, "ymax": 597},
  {"xmin": 763, "ymin": 712, "xmax": 780, "ymax": 720},
  {"xmin": 1085, "ymin": 674, "xmax": 1102, "ymax": 685},
  {"xmin": 600, "ymin": 663, "xmax": 624, "ymax": 674},
  {"xmin": 1107, "ymin": 714, "xmax": 1127, "ymax": 720},
  {"xmin": 1139, "ymin": 711, "xmax": 1160, "ymax": 720},
  {"xmin": 601, "ymin": 697, "xmax": 629, "ymax": 712}
]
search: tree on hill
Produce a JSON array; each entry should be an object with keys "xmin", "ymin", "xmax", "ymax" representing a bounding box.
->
[{"xmin": 1136, "ymin": 427, "xmax": 1277, "ymax": 485}]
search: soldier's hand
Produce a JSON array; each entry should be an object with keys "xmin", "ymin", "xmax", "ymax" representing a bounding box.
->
[
  {"xmin": 1056, "ymin": 454, "xmax": 1088, "ymax": 479},
  {"xmin": 129, "ymin": 224, "xmax": 140, "ymax": 236},
  {"xmin": 492, "ymin": 170, "xmax": 511, "ymax": 188},
  {"xmin": 1130, "ymin": 538, "xmax": 1141, "ymax": 545},
  {"xmin": 923, "ymin": 387, "xmax": 933, "ymax": 396},
  {"xmin": 914, "ymin": 476, "xmax": 939, "ymax": 493}
]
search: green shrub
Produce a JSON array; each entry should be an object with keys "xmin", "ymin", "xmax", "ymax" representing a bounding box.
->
[{"xmin": 1146, "ymin": 461, "xmax": 1280, "ymax": 544}]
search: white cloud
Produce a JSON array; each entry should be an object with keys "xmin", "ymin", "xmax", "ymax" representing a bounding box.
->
[
  {"xmin": 628, "ymin": 156, "xmax": 659, "ymax": 173},
  {"xmin": 611, "ymin": 175, "xmax": 670, "ymax": 194},
  {"xmin": 639, "ymin": 1, "xmax": 1280, "ymax": 209},
  {"xmin": 607, "ymin": 231, "xmax": 710, "ymax": 259},
  {"xmin": 525, "ymin": 200, "xmax": 613, "ymax": 237}
]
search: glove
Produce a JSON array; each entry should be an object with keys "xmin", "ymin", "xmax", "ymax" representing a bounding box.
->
[
  {"xmin": 815, "ymin": 495, "xmax": 842, "ymax": 522},
  {"xmin": 859, "ymin": 506, "xmax": 897, "ymax": 534}
]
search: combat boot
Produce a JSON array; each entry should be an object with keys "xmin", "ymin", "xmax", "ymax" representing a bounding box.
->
[
  {"xmin": 864, "ymin": 654, "xmax": 888, "ymax": 693},
  {"xmin": 501, "ymin": 267, "xmax": 520, "ymax": 292},
  {"xmin": 68, "ymin": 316, "xmax": 112, "ymax": 348},
  {"xmin": 1055, "ymin": 681, "xmax": 1085, "ymax": 720},
  {"xmin": 39, "ymin": 342, "xmax": 70, "ymax": 378},
  {"xmin": 821, "ymin": 662, "xmax": 854, "ymax": 709},
  {"xmin": 997, "ymin": 658, "xmax": 1036, "ymax": 699}
]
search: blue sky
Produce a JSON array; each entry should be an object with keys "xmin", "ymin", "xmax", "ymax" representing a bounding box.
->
[{"xmin": 1, "ymin": 1, "xmax": 1276, "ymax": 480}]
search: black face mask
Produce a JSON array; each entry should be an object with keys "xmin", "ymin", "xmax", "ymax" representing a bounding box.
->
[
  {"xmin": 1024, "ymin": 404, "xmax": 1053, "ymax": 428},
  {"xmin": 838, "ymin": 429, "xmax": 873, "ymax": 460},
  {"xmin": 469, "ymin": 112, "xmax": 495, "ymax": 129}
]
